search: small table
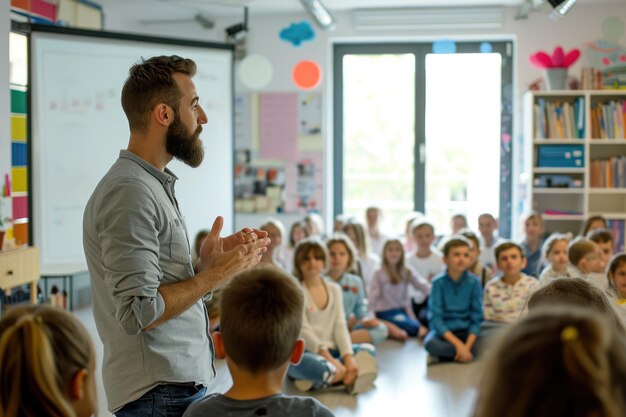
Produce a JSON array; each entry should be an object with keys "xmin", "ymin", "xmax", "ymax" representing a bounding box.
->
[{"xmin": 40, "ymin": 264, "xmax": 88, "ymax": 311}]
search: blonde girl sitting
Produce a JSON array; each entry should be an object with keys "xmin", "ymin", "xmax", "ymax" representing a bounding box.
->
[
  {"xmin": 0, "ymin": 305, "xmax": 97, "ymax": 417},
  {"xmin": 326, "ymin": 234, "xmax": 388, "ymax": 344},
  {"xmin": 369, "ymin": 239, "xmax": 430, "ymax": 340},
  {"xmin": 538, "ymin": 233, "xmax": 577, "ymax": 284}
]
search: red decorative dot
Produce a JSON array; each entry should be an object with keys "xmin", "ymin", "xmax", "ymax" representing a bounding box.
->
[
  {"xmin": 602, "ymin": 57, "xmax": 611, "ymax": 66},
  {"xmin": 293, "ymin": 60, "xmax": 321, "ymax": 90},
  {"xmin": 620, "ymin": 55, "xmax": 626, "ymax": 62}
]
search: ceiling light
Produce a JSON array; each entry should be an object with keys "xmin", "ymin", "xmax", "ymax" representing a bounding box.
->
[
  {"xmin": 300, "ymin": 0, "xmax": 336, "ymax": 31},
  {"xmin": 548, "ymin": 0, "xmax": 578, "ymax": 16}
]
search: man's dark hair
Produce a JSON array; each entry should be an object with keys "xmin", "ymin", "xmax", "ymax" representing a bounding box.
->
[{"xmin": 121, "ymin": 55, "xmax": 196, "ymax": 131}]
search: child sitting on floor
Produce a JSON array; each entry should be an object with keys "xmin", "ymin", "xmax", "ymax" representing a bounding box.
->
[
  {"xmin": 538, "ymin": 233, "xmax": 577, "ymax": 284},
  {"xmin": 287, "ymin": 238, "xmax": 378, "ymax": 394},
  {"xmin": 482, "ymin": 242, "xmax": 539, "ymax": 338},
  {"xmin": 326, "ymin": 234, "xmax": 388, "ymax": 345},
  {"xmin": 568, "ymin": 237, "xmax": 607, "ymax": 290},
  {"xmin": 424, "ymin": 236, "xmax": 483, "ymax": 364},
  {"xmin": 369, "ymin": 239, "xmax": 430, "ymax": 340},
  {"xmin": 183, "ymin": 266, "xmax": 334, "ymax": 417}
]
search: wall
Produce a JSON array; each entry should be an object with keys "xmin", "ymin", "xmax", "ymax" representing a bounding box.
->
[
  {"xmin": 0, "ymin": 3, "xmax": 10, "ymax": 191},
  {"xmin": 83, "ymin": 2, "xmax": 626, "ymax": 236}
]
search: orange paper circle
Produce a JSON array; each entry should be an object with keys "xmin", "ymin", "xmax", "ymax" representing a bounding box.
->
[{"xmin": 293, "ymin": 60, "xmax": 321, "ymax": 89}]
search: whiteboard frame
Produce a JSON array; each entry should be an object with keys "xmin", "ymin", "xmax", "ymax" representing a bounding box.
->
[{"xmin": 17, "ymin": 23, "xmax": 235, "ymax": 270}]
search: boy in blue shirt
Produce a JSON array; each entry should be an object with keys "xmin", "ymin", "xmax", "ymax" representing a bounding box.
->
[{"xmin": 424, "ymin": 236, "xmax": 483, "ymax": 363}]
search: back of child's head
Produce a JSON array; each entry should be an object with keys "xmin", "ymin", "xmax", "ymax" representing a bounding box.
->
[
  {"xmin": 587, "ymin": 228, "xmax": 614, "ymax": 245},
  {"xmin": 542, "ymin": 233, "xmax": 572, "ymax": 259},
  {"xmin": 581, "ymin": 215, "xmax": 608, "ymax": 237},
  {"xmin": 473, "ymin": 305, "xmax": 626, "ymax": 417},
  {"xmin": 494, "ymin": 241, "xmax": 524, "ymax": 262},
  {"xmin": 441, "ymin": 235, "xmax": 472, "ymax": 257},
  {"xmin": 219, "ymin": 266, "xmax": 304, "ymax": 375},
  {"xmin": 326, "ymin": 233, "xmax": 358, "ymax": 274},
  {"xmin": 292, "ymin": 237, "xmax": 328, "ymax": 280},
  {"xmin": 568, "ymin": 238, "xmax": 598, "ymax": 266},
  {"xmin": 527, "ymin": 277, "xmax": 625, "ymax": 333},
  {"xmin": 342, "ymin": 220, "xmax": 370, "ymax": 257},
  {"xmin": 0, "ymin": 305, "xmax": 94, "ymax": 417}
]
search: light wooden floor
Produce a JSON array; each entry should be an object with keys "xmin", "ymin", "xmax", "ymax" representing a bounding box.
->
[{"xmin": 75, "ymin": 307, "xmax": 480, "ymax": 417}]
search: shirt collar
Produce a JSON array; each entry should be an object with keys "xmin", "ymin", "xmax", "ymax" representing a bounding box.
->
[{"xmin": 119, "ymin": 150, "xmax": 178, "ymax": 186}]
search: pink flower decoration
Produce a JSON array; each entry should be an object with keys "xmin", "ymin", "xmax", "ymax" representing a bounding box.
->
[
  {"xmin": 620, "ymin": 55, "xmax": 626, "ymax": 62},
  {"xmin": 530, "ymin": 46, "xmax": 581, "ymax": 69},
  {"xmin": 603, "ymin": 57, "xmax": 611, "ymax": 66}
]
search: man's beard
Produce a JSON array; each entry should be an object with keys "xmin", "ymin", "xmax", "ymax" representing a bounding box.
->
[{"xmin": 165, "ymin": 114, "xmax": 204, "ymax": 168}]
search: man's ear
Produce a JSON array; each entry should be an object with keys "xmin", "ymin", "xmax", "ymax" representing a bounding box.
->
[
  {"xmin": 290, "ymin": 339, "xmax": 305, "ymax": 366},
  {"xmin": 153, "ymin": 103, "xmax": 173, "ymax": 127},
  {"xmin": 68, "ymin": 368, "xmax": 88, "ymax": 400},
  {"xmin": 213, "ymin": 331, "xmax": 226, "ymax": 360},
  {"xmin": 520, "ymin": 256, "xmax": 527, "ymax": 270}
]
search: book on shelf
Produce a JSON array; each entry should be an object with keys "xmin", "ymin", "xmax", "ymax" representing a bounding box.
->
[
  {"xmin": 543, "ymin": 209, "xmax": 583, "ymax": 216},
  {"xmin": 591, "ymin": 99, "xmax": 626, "ymax": 139},
  {"xmin": 589, "ymin": 156, "xmax": 626, "ymax": 188},
  {"xmin": 534, "ymin": 98, "xmax": 585, "ymax": 139},
  {"xmin": 608, "ymin": 219, "xmax": 625, "ymax": 253}
]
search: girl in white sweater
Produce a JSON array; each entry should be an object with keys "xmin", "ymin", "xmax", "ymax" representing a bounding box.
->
[{"xmin": 287, "ymin": 238, "xmax": 377, "ymax": 394}]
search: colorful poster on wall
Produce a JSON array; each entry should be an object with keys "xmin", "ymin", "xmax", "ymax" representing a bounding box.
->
[{"xmin": 234, "ymin": 91, "xmax": 323, "ymax": 214}]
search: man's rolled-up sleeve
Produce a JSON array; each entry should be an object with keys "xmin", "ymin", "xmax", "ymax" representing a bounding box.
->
[{"xmin": 97, "ymin": 179, "xmax": 166, "ymax": 335}]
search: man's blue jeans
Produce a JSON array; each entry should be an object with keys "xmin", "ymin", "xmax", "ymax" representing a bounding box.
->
[{"xmin": 115, "ymin": 384, "xmax": 207, "ymax": 417}]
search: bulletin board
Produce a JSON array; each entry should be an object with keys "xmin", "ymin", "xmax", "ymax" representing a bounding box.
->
[{"xmin": 234, "ymin": 92, "xmax": 324, "ymax": 214}]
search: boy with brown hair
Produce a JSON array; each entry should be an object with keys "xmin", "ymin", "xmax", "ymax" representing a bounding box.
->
[
  {"xmin": 586, "ymin": 228, "xmax": 614, "ymax": 272},
  {"xmin": 183, "ymin": 266, "xmax": 334, "ymax": 417},
  {"xmin": 482, "ymin": 242, "xmax": 539, "ymax": 336},
  {"xmin": 568, "ymin": 237, "xmax": 607, "ymax": 290},
  {"xmin": 424, "ymin": 237, "xmax": 483, "ymax": 364}
]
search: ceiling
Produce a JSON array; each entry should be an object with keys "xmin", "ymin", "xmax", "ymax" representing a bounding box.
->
[{"xmin": 98, "ymin": 0, "xmax": 621, "ymax": 21}]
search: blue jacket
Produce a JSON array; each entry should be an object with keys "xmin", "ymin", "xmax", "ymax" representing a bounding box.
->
[{"xmin": 428, "ymin": 269, "xmax": 483, "ymax": 336}]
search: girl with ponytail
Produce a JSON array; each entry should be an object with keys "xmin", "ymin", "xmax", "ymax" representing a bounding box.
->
[
  {"xmin": 473, "ymin": 305, "xmax": 626, "ymax": 417},
  {"xmin": 0, "ymin": 305, "xmax": 96, "ymax": 417}
]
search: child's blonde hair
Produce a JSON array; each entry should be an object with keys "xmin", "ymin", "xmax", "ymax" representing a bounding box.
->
[
  {"xmin": 568, "ymin": 237, "xmax": 598, "ymax": 267},
  {"xmin": 342, "ymin": 220, "xmax": 370, "ymax": 258},
  {"xmin": 541, "ymin": 232, "xmax": 571, "ymax": 260},
  {"xmin": 382, "ymin": 239, "xmax": 407, "ymax": 285},
  {"xmin": 0, "ymin": 305, "xmax": 93, "ymax": 417},
  {"xmin": 474, "ymin": 305, "xmax": 626, "ymax": 417},
  {"xmin": 326, "ymin": 233, "xmax": 359, "ymax": 275}
]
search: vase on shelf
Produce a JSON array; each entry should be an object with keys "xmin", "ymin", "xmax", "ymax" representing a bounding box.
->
[{"xmin": 544, "ymin": 68, "xmax": 568, "ymax": 91}]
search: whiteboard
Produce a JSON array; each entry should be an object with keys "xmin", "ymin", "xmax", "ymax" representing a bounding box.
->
[{"xmin": 30, "ymin": 29, "xmax": 234, "ymax": 270}]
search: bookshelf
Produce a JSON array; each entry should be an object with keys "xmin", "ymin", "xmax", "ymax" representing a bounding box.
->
[{"xmin": 525, "ymin": 90, "xmax": 626, "ymax": 249}]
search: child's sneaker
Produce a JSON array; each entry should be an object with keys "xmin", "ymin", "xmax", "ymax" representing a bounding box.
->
[
  {"xmin": 293, "ymin": 380, "xmax": 314, "ymax": 392},
  {"xmin": 347, "ymin": 351, "xmax": 378, "ymax": 395}
]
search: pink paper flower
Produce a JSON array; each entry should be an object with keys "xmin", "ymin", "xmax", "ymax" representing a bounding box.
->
[{"xmin": 530, "ymin": 46, "xmax": 581, "ymax": 69}]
